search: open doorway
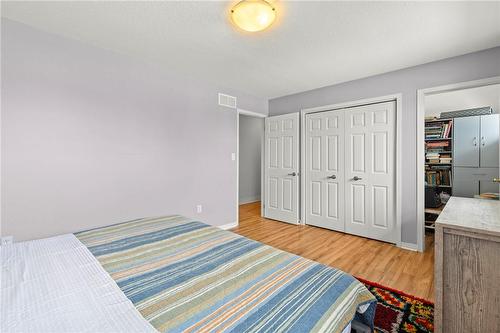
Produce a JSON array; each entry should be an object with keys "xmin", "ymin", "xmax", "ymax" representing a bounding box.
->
[
  {"xmin": 417, "ymin": 77, "xmax": 500, "ymax": 251},
  {"xmin": 237, "ymin": 110, "xmax": 265, "ymax": 224}
]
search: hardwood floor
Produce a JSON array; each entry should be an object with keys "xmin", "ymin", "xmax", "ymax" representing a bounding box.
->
[{"xmin": 234, "ymin": 201, "xmax": 435, "ymax": 301}]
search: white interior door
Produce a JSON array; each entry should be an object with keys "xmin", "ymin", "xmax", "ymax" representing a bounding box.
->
[
  {"xmin": 264, "ymin": 113, "xmax": 300, "ymax": 224},
  {"xmin": 305, "ymin": 110, "xmax": 345, "ymax": 231},
  {"xmin": 345, "ymin": 101, "xmax": 396, "ymax": 243}
]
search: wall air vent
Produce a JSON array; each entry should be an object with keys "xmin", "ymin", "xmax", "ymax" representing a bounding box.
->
[{"xmin": 218, "ymin": 93, "xmax": 237, "ymax": 108}]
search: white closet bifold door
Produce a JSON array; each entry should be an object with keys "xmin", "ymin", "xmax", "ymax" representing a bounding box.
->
[
  {"xmin": 344, "ymin": 101, "xmax": 396, "ymax": 243},
  {"xmin": 305, "ymin": 110, "xmax": 345, "ymax": 231},
  {"xmin": 264, "ymin": 113, "xmax": 300, "ymax": 224}
]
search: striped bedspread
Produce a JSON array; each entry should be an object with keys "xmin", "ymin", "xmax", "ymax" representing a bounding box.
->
[{"xmin": 75, "ymin": 216, "xmax": 376, "ymax": 333}]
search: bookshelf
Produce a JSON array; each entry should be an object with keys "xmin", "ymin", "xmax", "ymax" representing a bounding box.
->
[
  {"xmin": 425, "ymin": 118, "xmax": 453, "ymax": 231},
  {"xmin": 425, "ymin": 119, "xmax": 453, "ymax": 188}
]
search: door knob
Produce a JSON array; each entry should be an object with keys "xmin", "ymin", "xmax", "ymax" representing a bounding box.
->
[
  {"xmin": 494, "ymin": 178, "xmax": 500, "ymax": 183},
  {"xmin": 327, "ymin": 175, "xmax": 337, "ymax": 179},
  {"xmin": 352, "ymin": 176, "xmax": 362, "ymax": 181},
  {"xmin": 287, "ymin": 172, "xmax": 297, "ymax": 177}
]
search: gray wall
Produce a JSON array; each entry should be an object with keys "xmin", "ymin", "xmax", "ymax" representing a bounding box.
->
[
  {"xmin": 269, "ymin": 47, "xmax": 500, "ymax": 245},
  {"xmin": 239, "ymin": 115, "xmax": 263, "ymax": 204},
  {"xmin": 1, "ymin": 19, "xmax": 268, "ymax": 241}
]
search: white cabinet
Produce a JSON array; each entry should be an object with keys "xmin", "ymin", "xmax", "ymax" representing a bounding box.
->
[{"xmin": 453, "ymin": 114, "xmax": 499, "ymax": 197}]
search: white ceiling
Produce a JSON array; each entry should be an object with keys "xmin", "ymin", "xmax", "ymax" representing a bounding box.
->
[{"xmin": 2, "ymin": 1, "xmax": 500, "ymax": 99}]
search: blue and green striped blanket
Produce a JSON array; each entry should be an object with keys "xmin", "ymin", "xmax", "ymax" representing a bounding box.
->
[{"xmin": 75, "ymin": 215, "xmax": 376, "ymax": 332}]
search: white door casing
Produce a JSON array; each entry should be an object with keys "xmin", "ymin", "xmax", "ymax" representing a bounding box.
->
[
  {"xmin": 344, "ymin": 101, "xmax": 396, "ymax": 243},
  {"xmin": 417, "ymin": 77, "xmax": 500, "ymax": 252},
  {"xmin": 264, "ymin": 113, "xmax": 300, "ymax": 224},
  {"xmin": 305, "ymin": 110, "xmax": 345, "ymax": 231}
]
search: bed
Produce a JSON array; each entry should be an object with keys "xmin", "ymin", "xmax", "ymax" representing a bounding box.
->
[{"xmin": 2, "ymin": 215, "xmax": 376, "ymax": 332}]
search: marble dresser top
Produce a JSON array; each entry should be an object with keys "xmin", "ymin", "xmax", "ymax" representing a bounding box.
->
[{"xmin": 436, "ymin": 196, "xmax": 500, "ymax": 237}]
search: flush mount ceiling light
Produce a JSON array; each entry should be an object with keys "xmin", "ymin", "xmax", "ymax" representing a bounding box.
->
[{"xmin": 231, "ymin": 0, "xmax": 276, "ymax": 32}]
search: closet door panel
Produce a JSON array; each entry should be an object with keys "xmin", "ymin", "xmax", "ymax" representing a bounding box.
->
[
  {"xmin": 454, "ymin": 116, "xmax": 480, "ymax": 167},
  {"xmin": 480, "ymin": 114, "xmax": 499, "ymax": 168},
  {"xmin": 454, "ymin": 167, "xmax": 499, "ymax": 197},
  {"xmin": 264, "ymin": 113, "xmax": 300, "ymax": 224},
  {"xmin": 305, "ymin": 110, "xmax": 345, "ymax": 232},
  {"xmin": 345, "ymin": 101, "xmax": 396, "ymax": 244}
]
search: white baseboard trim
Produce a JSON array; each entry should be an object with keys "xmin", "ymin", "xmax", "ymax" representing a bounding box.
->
[
  {"xmin": 400, "ymin": 242, "xmax": 418, "ymax": 251},
  {"xmin": 239, "ymin": 196, "xmax": 261, "ymax": 205},
  {"xmin": 218, "ymin": 221, "xmax": 238, "ymax": 230}
]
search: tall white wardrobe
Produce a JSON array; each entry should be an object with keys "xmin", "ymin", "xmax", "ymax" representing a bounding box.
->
[{"xmin": 453, "ymin": 114, "xmax": 499, "ymax": 197}]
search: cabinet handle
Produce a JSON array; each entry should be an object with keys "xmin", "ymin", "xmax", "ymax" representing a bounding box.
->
[
  {"xmin": 481, "ymin": 136, "xmax": 485, "ymax": 146},
  {"xmin": 473, "ymin": 137, "xmax": 477, "ymax": 146}
]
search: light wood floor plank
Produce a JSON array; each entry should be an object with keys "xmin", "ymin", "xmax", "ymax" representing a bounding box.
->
[{"xmin": 233, "ymin": 201, "xmax": 435, "ymax": 301}]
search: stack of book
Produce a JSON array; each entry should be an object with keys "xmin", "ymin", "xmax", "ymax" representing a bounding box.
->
[
  {"xmin": 425, "ymin": 124, "xmax": 443, "ymax": 139},
  {"xmin": 426, "ymin": 140, "xmax": 450, "ymax": 150},
  {"xmin": 425, "ymin": 152, "xmax": 452, "ymax": 164},
  {"xmin": 425, "ymin": 120, "xmax": 452, "ymax": 139},
  {"xmin": 426, "ymin": 152, "xmax": 440, "ymax": 164},
  {"xmin": 439, "ymin": 153, "xmax": 452, "ymax": 164}
]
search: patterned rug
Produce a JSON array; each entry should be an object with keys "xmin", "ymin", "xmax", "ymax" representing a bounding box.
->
[{"xmin": 357, "ymin": 277, "xmax": 434, "ymax": 333}]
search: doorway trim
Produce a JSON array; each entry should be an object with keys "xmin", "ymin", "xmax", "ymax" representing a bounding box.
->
[
  {"xmin": 416, "ymin": 76, "xmax": 500, "ymax": 252},
  {"xmin": 300, "ymin": 93, "xmax": 403, "ymax": 248},
  {"xmin": 236, "ymin": 108, "xmax": 266, "ymax": 227}
]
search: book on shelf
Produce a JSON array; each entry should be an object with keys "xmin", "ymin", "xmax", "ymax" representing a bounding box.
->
[
  {"xmin": 425, "ymin": 119, "xmax": 452, "ymax": 139},
  {"xmin": 426, "ymin": 141, "xmax": 450, "ymax": 148},
  {"xmin": 426, "ymin": 149, "xmax": 451, "ymax": 153},
  {"xmin": 477, "ymin": 193, "xmax": 500, "ymax": 200},
  {"xmin": 425, "ymin": 168, "xmax": 452, "ymax": 186},
  {"xmin": 425, "ymin": 151, "xmax": 452, "ymax": 164}
]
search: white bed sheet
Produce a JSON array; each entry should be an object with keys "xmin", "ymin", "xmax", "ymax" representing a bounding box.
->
[{"xmin": 1, "ymin": 234, "xmax": 156, "ymax": 333}]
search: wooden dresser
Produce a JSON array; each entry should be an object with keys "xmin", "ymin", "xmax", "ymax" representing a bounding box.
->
[{"xmin": 435, "ymin": 197, "xmax": 500, "ymax": 332}]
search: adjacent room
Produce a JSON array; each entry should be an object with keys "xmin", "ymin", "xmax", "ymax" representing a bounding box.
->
[{"xmin": 2, "ymin": 1, "xmax": 500, "ymax": 333}]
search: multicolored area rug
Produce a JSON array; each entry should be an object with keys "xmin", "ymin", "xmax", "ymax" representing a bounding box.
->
[{"xmin": 357, "ymin": 277, "xmax": 434, "ymax": 333}]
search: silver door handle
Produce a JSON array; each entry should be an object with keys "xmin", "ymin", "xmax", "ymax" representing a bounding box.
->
[
  {"xmin": 352, "ymin": 176, "xmax": 362, "ymax": 181},
  {"xmin": 287, "ymin": 172, "xmax": 297, "ymax": 176},
  {"xmin": 473, "ymin": 137, "xmax": 478, "ymax": 146},
  {"xmin": 481, "ymin": 136, "xmax": 485, "ymax": 146},
  {"xmin": 327, "ymin": 175, "xmax": 336, "ymax": 179}
]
